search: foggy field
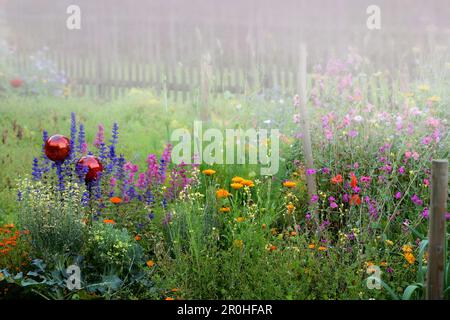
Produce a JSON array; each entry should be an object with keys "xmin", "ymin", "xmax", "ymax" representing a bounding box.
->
[{"xmin": 0, "ymin": 0, "xmax": 449, "ymax": 301}]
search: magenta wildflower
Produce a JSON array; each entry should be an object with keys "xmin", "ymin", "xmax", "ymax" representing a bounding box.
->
[
  {"xmin": 348, "ymin": 130, "xmax": 358, "ymax": 138},
  {"xmin": 422, "ymin": 207, "xmax": 429, "ymax": 219},
  {"xmin": 395, "ymin": 192, "xmax": 402, "ymax": 200},
  {"xmin": 94, "ymin": 124, "xmax": 105, "ymax": 148},
  {"xmin": 411, "ymin": 194, "xmax": 423, "ymax": 206}
]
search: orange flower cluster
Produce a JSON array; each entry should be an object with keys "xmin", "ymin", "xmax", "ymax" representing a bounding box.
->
[{"xmin": 0, "ymin": 224, "xmax": 20, "ymax": 256}]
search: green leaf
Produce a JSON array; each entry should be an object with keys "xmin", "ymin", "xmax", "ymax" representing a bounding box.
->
[
  {"xmin": 407, "ymin": 225, "xmax": 425, "ymax": 240},
  {"xmin": 378, "ymin": 279, "xmax": 400, "ymax": 300},
  {"xmin": 402, "ymin": 284, "xmax": 423, "ymax": 300},
  {"xmin": 417, "ymin": 240, "xmax": 429, "ymax": 283}
]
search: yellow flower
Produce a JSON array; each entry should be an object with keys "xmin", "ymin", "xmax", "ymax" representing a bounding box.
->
[
  {"xmin": 233, "ymin": 239, "xmax": 243, "ymax": 248},
  {"xmin": 385, "ymin": 239, "xmax": 393, "ymax": 246},
  {"xmin": 308, "ymin": 244, "xmax": 315, "ymax": 249},
  {"xmin": 235, "ymin": 217, "xmax": 245, "ymax": 223},
  {"xmin": 241, "ymin": 179, "xmax": 254, "ymax": 187},
  {"xmin": 318, "ymin": 246, "xmax": 327, "ymax": 251},
  {"xmin": 428, "ymin": 95, "xmax": 441, "ymax": 102},
  {"xmin": 231, "ymin": 176, "xmax": 244, "ymax": 183},
  {"xmin": 402, "ymin": 244, "xmax": 413, "ymax": 253},
  {"xmin": 404, "ymin": 252, "xmax": 416, "ymax": 264},
  {"xmin": 216, "ymin": 189, "xmax": 231, "ymax": 198},
  {"xmin": 219, "ymin": 206, "xmax": 231, "ymax": 213},
  {"xmin": 283, "ymin": 181, "xmax": 297, "ymax": 188},
  {"xmin": 230, "ymin": 183, "xmax": 243, "ymax": 190},
  {"xmin": 418, "ymin": 84, "xmax": 430, "ymax": 92},
  {"xmin": 202, "ymin": 169, "xmax": 216, "ymax": 176}
]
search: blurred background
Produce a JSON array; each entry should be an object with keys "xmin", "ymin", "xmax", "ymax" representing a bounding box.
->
[{"xmin": 0, "ymin": 0, "xmax": 449, "ymax": 99}]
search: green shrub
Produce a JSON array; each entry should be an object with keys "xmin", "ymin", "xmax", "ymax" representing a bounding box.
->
[
  {"xmin": 85, "ymin": 221, "xmax": 143, "ymax": 273},
  {"xmin": 17, "ymin": 178, "xmax": 87, "ymax": 264}
]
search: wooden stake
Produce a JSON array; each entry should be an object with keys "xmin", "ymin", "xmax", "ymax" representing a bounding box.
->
[
  {"xmin": 200, "ymin": 53, "xmax": 212, "ymax": 121},
  {"xmin": 297, "ymin": 43, "xmax": 319, "ymax": 228},
  {"xmin": 426, "ymin": 159, "xmax": 448, "ymax": 300}
]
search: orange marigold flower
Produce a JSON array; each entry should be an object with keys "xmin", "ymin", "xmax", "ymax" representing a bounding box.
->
[
  {"xmin": 216, "ymin": 189, "xmax": 231, "ymax": 198},
  {"xmin": 165, "ymin": 297, "xmax": 174, "ymax": 301},
  {"xmin": 269, "ymin": 245, "xmax": 277, "ymax": 252},
  {"xmin": 241, "ymin": 179, "xmax": 254, "ymax": 187},
  {"xmin": 231, "ymin": 176, "xmax": 244, "ymax": 183},
  {"xmin": 402, "ymin": 244, "xmax": 413, "ymax": 253},
  {"xmin": 103, "ymin": 219, "xmax": 116, "ymax": 224},
  {"xmin": 318, "ymin": 246, "xmax": 327, "ymax": 251},
  {"xmin": 404, "ymin": 252, "xmax": 416, "ymax": 264},
  {"xmin": 202, "ymin": 169, "xmax": 216, "ymax": 176},
  {"xmin": 261, "ymin": 223, "xmax": 267, "ymax": 229},
  {"xmin": 308, "ymin": 244, "xmax": 315, "ymax": 249},
  {"xmin": 135, "ymin": 235, "xmax": 142, "ymax": 241},
  {"xmin": 146, "ymin": 260, "xmax": 155, "ymax": 268},
  {"xmin": 380, "ymin": 261, "xmax": 388, "ymax": 267},
  {"xmin": 4, "ymin": 223, "xmax": 14, "ymax": 229},
  {"xmin": 283, "ymin": 181, "xmax": 296, "ymax": 188},
  {"xmin": 350, "ymin": 173, "xmax": 358, "ymax": 188},
  {"xmin": 219, "ymin": 206, "xmax": 231, "ymax": 213},
  {"xmin": 286, "ymin": 203, "xmax": 295, "ymax": 213},
  {"xmin": 171, "ymin": 288, "xmax": 180, "ymax": 293},
  {"xmin": 331, "ymin": 174, "xmax": 343, "ymax": 184},
  {"xmin": 290, "ymin": 231, "xmax": 297, "ymax": 236},
  {"xmin": 110, "ymin": 197, "xmax": 122, "ymax": 204},
  {"xmin": 350, "ymin": 194, "xmax": 361, "ymax": 206},
  {"xmin": 230, "ymin": 183, "xmax": 243, "ymax": 190}
]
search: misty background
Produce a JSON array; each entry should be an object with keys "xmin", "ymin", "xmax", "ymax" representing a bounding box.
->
[{"xmin": 0, "ymin": 0, "xmax": 449, "ymax": 99}]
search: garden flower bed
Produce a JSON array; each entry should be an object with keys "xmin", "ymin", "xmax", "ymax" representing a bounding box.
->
[{"xmin": 0, "ymin": 47, "xmax": 449, "ymax": 300}]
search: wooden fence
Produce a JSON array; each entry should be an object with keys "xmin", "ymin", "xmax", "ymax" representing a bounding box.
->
[{"xmin": 3, "ymin": 0, "xmax": 450, "ymax": 100}]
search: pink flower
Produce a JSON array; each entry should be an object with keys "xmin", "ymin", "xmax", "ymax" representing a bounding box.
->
[
  {"xmin": 411, "ymin": 194, "xmax": 423, "ymax": 206},
  {"xmin": 422, "ymin": 207, "xmax": 429, "ymax": 219},
  {"xmin": 94, "ymin": 124, "xmax": 105, "ymax": 148},
  {"xmin": 395, "ymin": 192, "xmax": 402, "ymax": 200},
  {"xmin": 421, "ymin": 136, "xmax": 432, "ymax": 145}
]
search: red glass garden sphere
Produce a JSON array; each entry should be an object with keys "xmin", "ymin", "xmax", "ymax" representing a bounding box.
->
[
  {"xmin": 10, "ymin": 78, "xmax": 23, "ymax": 88},
  {"xmin": 44, "ymin": 134, "xmax": 71, "ymax": 162},
  {"xmin": 77, "ymin": 155, "xmax": 103, "ymax": 182}
]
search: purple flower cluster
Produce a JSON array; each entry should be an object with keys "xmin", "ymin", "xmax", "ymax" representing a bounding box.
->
[{"xmin": 29, "ymin": 113, "xmax": 196, "ymax": 220}]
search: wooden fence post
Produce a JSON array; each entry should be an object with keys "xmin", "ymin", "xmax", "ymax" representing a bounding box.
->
[
  {"xmin": 426, "ymin": 159, "xmax": 448, "ymax": 300},
  {"xmin": 200, "ymin": 52, "xmax": 212, "ymax": 121},
  {"xmin": 297, "ymin": 43, "xmax": 319, "ymax": 230}
]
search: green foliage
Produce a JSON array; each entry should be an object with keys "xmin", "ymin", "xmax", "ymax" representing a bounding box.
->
[
  {"xmin": 16, "ymin": 178, "xmax": 87, "ymax": 264},
  {"xmin": 85, "ymin": 221, "xmax": 143, "ymax": 274}
]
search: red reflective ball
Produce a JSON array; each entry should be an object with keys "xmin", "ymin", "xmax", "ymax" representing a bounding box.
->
[
  {"xmin": 44, "ymin": 134, "xmax": 71, "ymax": 162},
  {"xmin": 10, "ymin": 78, "xmax": 23, "ymax": 88},
  {"xmin": 77, "ymin": 155, "xmax": 103, "ymax": 182}
]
